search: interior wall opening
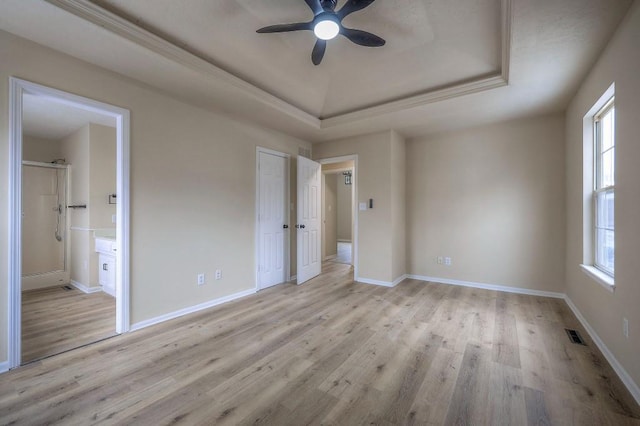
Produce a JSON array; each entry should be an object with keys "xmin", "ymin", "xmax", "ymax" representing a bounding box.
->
[
  {"xmin": 319, "ymin": 156, "xmax": 357, "ymax": 277},
  {"xmin": 8, "ymin": 78, "xmax": 131, "ymax": 369}
]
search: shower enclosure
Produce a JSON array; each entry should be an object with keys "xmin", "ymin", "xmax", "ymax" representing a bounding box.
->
[{"xmin": 21, "ymin": 161, "xmax": 70, "ymax": 289}]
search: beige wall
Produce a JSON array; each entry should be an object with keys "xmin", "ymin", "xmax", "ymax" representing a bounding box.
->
[
  {"xmin": 89, "ymin": 124, "xmax": 116, "ymax": 230},
  {"xmin": 407, "ymin": 114, "xmax": 566, "ymax": 292},
  {"xmin": 62, "ymin": 125, "xmax": 91, "ymax": 288},
  {"xmin": 314, "ymin": 131, "xmax": 397, "ymax": 283},
  {"xmin": 323, "ymin": 173, "xmax": 337, "ymax": 258},
  {"xmin": 390, "ymin": 131, "xmax": 406, "ymax": 280},
  {"xmin": 565, "ymin": 2, "xmax": 640, "ymax": 387},
  {"xmin": 336, "ymin": 174, "xmax": 352, "ymax": 242},
  {"xmin": 22, "ymin": 135, "xmax": 62, "ymax": 163},
  {"xmin": 0, "ymin": 31, "xmax": 311, "ymax": 364}
]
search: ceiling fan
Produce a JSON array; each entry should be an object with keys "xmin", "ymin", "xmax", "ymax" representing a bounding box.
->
[{"xmin": 256, "ymin": 0, "xmax": 385, "ymax": 65}]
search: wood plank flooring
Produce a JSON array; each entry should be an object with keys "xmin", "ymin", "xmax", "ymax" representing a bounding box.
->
[
  {"xmin": 21, "ymin": 286, "xmax": 117, "ymax": 364},
  {"xmin": 2, "ymin": 262, "xmax": 639, "ymax": 425}
]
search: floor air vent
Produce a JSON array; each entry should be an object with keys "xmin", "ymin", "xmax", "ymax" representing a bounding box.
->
[
  {"xmin": 62, "ymin": 285, "xmax": 73, "ymax": 291},
  {"xmin": 565, "ymin": 328, "xmax": 586, "ymax": 345}
]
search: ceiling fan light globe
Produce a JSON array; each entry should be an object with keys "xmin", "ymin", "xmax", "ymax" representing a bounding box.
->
[{"xmin": 314, "ymin": 20, "xmax": 339, "ymax": 40}]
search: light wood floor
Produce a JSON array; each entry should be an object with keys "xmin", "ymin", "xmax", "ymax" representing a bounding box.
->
[
  {"xmin": 3, "ymin": 263, "xmax": 639, "ymax": 425},
  {"xmin": 21, "ymin": 286, "xmax": 117, "ymax": 364}
]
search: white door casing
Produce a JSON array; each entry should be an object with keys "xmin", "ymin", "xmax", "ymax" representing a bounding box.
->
[
  {"xmin": 257, "ymin": 151, "xmax": 288, "ymax": 289},
  {"xmin": 297, "ymin": 156, "xmax": 322, "ymax": 284},
  {"xmin": 8, "ymin": 77, "xmax": 131, "ymax": 369}
]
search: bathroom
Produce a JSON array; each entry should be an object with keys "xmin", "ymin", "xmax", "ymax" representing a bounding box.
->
[{"xmin": 20, "ymin": 93, "xmax": 118, "ymax": 363}]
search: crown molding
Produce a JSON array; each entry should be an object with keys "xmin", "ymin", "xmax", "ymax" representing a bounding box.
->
[
  {"xmin": 320, "ymin": 74, "xmax": 508, "ymax": 128},
  {"xmin": 44, "ymin": 0, "xmax": 322, "ymax": 129},
  {"xmin": 45, "ymin": 0, "xmax": 512, "ymax": 131}
]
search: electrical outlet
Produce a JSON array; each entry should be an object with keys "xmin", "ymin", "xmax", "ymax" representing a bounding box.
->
[
  {"xmin": 444, "ymin": 257, "xmax": 452, "ymax": 266},
  {"xmin": 215, "ymin": 270, "xmax": 222, "ymax": 280},
  {"xmin": 197, "ymin": 273, "xmax": 205, "ymax": 286},
  {"xmin": 437, "ymin": 256, "xmax": 443, "ymax": 264},
  {"xmin": 623, "ymin": 318, "xmax": 629, "ymax": 338}
]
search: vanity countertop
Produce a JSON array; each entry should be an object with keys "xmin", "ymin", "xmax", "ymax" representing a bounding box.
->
[{"xmin": 95, "ymin": 236, "xmax": 117, "ymax": 255}]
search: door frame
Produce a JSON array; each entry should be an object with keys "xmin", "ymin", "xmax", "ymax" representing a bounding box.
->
[
  {"xmin": 318, "ymin": 155, "xmax": 359, "ymax": 279},
  {"xmin": 8, "ymin": 77, "xmax": 131, "ymax": 369},
  {"xmin": 255, "ymin": 147, "xmax": 291, "ymax": 291},
  {"xmin": 321, "ymin": 166, "xmax": 353, "ymax": 262}
]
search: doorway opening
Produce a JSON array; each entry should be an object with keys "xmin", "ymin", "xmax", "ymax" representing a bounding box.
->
[
  {"xmin": 319, "ymin": 155, "xmax": 358, "ymax": 277},
  {"xmin": 8, "ymin": 78, "xmax": 130, "ymax": 369}
]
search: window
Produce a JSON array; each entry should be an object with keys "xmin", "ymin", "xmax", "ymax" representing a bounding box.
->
[{"xmin": 593, "ymin": 98, "xmax": 615, "ymax": 276}]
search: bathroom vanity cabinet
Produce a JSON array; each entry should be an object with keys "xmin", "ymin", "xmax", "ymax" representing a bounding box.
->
[{"xmin": 95, "ymin": 237, "xmax": 116, "ymax": 297}]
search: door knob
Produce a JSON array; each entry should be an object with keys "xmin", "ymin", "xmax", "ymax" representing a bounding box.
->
[
  {"xmin": 283, "ymin": 224, "xmax": 289, "ymax": 229},
  {"xmin": 300, "ymin": 224, "xmax": 306, "ymax": 229}
]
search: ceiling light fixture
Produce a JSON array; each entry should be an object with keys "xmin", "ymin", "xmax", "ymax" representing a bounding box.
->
[{"xmin": 314, "ymin": 18, "xmax": 339, "ymax": 40}]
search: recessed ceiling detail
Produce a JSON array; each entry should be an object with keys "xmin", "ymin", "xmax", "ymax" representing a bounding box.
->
[{"xmin": 44, "ymin": 0, "xmax": 511, "ymax": 129}]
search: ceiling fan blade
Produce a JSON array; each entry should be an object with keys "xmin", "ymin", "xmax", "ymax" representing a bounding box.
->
[
  {"xmin": 312, "ymin": 39, "xmax": 327, "ymax": 65},
  {"xmin": 304, "ymin": 0, "xmax": 323, "ymax": 16},
  {"xmin": 337, "ymin": 0, "xmax": 376, "ymax": 20},
  {"xmin": 340, "ymin": 27, "xmax": 385, "ymax": 47},
  {"xmin": 257, "ymin": 22, "xmax": 312, "ymax": 33}
]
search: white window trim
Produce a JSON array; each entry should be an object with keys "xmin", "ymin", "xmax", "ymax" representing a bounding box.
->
[
  {"xmin": 581, "ymin": 83, "xmax": 615, "ymax": 291},
  {"xmin": 580, "ymin": 264, "xmax": 615, "ymax": 292},
  {"xmin": 593, "ymin": 97, "xmax": 615, "ymax": 277}
]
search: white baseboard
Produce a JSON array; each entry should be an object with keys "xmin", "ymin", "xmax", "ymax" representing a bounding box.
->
[
  {"xmin": 406, "ymin": 274, "xmax": 565, "ymax": 299},
  {"xmin": 289, "ymin": 275, "xmax": 297, "ymax": 282},
  {"xmin": 70, "ymin": 280, "xmax": 103, "ymax": 294},
  {"xmin": 393, "ymin": 274, "xmax": 409, "ymax": 286},
  {"xmin": 0, "ymin": 360, "xmax": 9, "ymax": 374},
  {"xmin": 102, "ymin": 285, "xmax": 116, "ymax": 298},
  {"xmin": 356, "ymin": 274, "xmax": 408, "ymax": 288},
  {"xmin": 356, "ymin": 276, "xmax": 394, "ymax": 287},
  {"xmin": 130, "ymin": 288, "xmax": 256, "ymax": 332},
  {"xmin": 337, "ymin": 239, "xmax": 352, "ymax": 243},
  {"xmin": 354, "ymin": 274, "xmax": 409, "ymax": 287},
  {"xmin": 564, "ymin": 296, "xmax": 640, "ymax": 405}
]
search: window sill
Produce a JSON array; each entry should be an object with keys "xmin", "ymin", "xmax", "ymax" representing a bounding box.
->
[{"xmin": 580, "ymin": 264, "xmax": 615, "ymax": 293}]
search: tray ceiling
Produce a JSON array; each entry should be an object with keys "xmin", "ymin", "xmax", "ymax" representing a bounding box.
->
[
  {"xmin": 0, "ymin": 0, "xmax": 633, "ymax": 141},
  {"xmin": 89, "ymin": 0, "xmax": 506, "ymax": 119}
]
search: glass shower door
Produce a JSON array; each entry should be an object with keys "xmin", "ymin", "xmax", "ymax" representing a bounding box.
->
[{"xmin": 21, "ymin": 163, "xmax": 69, "ymax": 288}]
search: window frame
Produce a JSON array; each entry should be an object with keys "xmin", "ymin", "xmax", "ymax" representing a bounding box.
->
[{"xmin": 592, "ymin": 97, "xmax": 615, "ymax": 277}]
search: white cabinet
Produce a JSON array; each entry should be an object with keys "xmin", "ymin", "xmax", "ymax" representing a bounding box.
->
[
  {"xmin": 98, "ymin": 253, "xmax": 116, "ymax": 291},
  {"xmin": 95, "ymin": 237, "xmax": 117, "ymax": 297}
]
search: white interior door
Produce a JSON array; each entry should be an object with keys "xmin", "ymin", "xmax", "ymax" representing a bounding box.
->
[
  {"xmin": 297, "ymin": 156, "xmax": 322, "ymax": 284},
  {"xmin": 258, "ymin": 151, "xmax": 287, "ymax": 289}
]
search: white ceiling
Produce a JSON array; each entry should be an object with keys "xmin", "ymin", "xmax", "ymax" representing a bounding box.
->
[
  {"xmin": 0, "ymin": 0, "xmax": 633, "ymax": 142},
  {"xmin": 22, "ymin": 93, "xmax": 116, "ymax": 140}
]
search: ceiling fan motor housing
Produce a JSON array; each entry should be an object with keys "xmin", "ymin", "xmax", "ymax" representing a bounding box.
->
[{"xmin": 320, "ymin": 0, "xmax": 338, "ymax": 12}]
